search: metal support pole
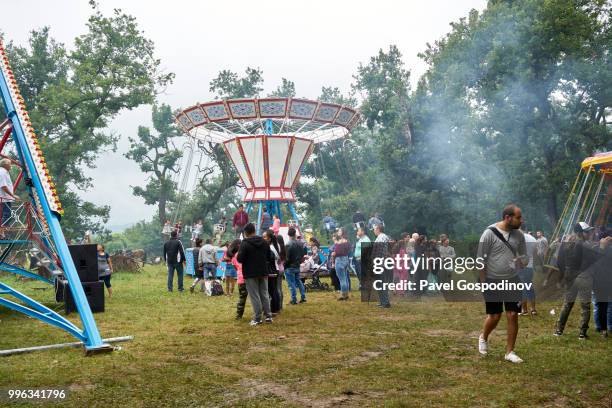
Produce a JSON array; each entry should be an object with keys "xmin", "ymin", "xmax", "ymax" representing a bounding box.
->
[
  {"xmin": 0, "ymin": 336, "xmax": 134, "ymax": 357},
  {"xmin": 256, "ymin": 201, "xmax": 263, "ymax": 235},
  {"xmin": 288, "ymin": 202, "xmax": 300, "ymax": 231},
  {"xmin": 264, "ymin": 118, "xmax": 273, "ymax": 135},
  {"xmin": 275, "ymin": 201, "xmax": 282, "ymax": 223}
]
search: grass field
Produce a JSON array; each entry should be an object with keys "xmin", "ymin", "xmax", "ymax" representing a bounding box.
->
[{"xmin": 1, "ymin": 266, "xmax": 611, "ymax": 407}]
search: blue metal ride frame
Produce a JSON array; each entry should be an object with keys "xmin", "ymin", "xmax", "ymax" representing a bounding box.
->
[
  {"xmin": 256, "ymin": 201, "xmax": 263, "ymax": 235},
  {"xmin": 0, "ymin": 57, "xmax": 108, "ymax": 351},
  {"xmin": 0, "ymin": 261, "xmax": 52, "ymax": 284},
  {"xmin": 288, "ymin": 202, "xmax": 300, "ymax": 230}
]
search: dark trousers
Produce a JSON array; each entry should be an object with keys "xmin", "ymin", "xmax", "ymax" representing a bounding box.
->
[
  {"xmin": 268, "ymin": 275, "xmax": 281, "ymax": 313},
  {"xmin": 557, "ymin": 274, "xmax": 592, "ymax": 333},
  {"xmin": 1, "ymin": 202, "xmax": 11, "ymax": 226},
  {"xmin": 354, "ymin": 258, "xmax": 363, "ymax": 289},
  {"xmin": 595, "ymin": 302, "xmax": 610, "ymax": 331},
  {"xmin": 236, "ymin": 283, "xmax": 248, "ymax": 318},
  {"xmin": 167, "ymin": 263, "xmax": 184, "ymax": 291},
  {"xmin": 277, "ymin": 273, "xmax": 284, "ymax": 310},
  {"xmin": 377, "ymin": 268, "xmax": 392, "ymax": 307}
]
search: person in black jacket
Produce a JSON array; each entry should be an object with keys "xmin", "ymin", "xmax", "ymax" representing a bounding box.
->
[
  {"xmin": 163, "ymin": 230, "xmax": 186, "ymax": 292},
  {"xmin": 189, "ymin": 238, "xmax": 204, "ymax": 293},
  {"xmin": 555, "ymin": 222, "xmax": 598, "ymax": 339},
  {"xmin": 284, "ymin": 227, "xmax": 307, "ymax": 305},
  {"xmin": 237, "ymin": 223, "xmax": 273, "ymax": 325},
  {"xmin": 264, "ymin": 230, "xmax": 282, "ymax": 313}
]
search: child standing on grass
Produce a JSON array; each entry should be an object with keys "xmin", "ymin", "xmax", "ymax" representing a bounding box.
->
[
  {"xmin": 222, "ymin": 244, "xmax": 237, "ymax": 296},
  {"xmin": 228, "ymin": 240, "xmax": 247, "ymax": 320}
]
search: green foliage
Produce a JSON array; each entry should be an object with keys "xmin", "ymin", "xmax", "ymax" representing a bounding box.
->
[
  {"xmin": 125, "ymin": 104, "xmax": 183, "ymax": 225},
  {"xmin": 209, "ymin": 67, "xmax": 263, "ymax": 99},
  {"xmin": 270, "ymin": 78, "xmax": 296, "ymax": 97},
  {"xmin": 414, "ymin": 0, "xmax": 611, "ymax": 231},
  {"xmin": 5, "ymin": 3, "xmax": 173, "ymax": 239},
  {"xmin": 102, "ymin": 218, "xmax": 164, "ymax": 256},
  {"xmin": 301, "ymin": 1, "xmax": 611, "ymax": 241},
  {"xmin": 318, "ymin": 86, "xmax": 357, "ymax": 107}
]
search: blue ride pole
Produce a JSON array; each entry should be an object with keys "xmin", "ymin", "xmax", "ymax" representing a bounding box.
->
[{"xmin": 256, "ymin": 201, "xmax": 263, "ymax": 235}]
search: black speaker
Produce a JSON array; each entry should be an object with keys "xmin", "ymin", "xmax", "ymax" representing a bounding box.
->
[
  {"xmin": 55, "ymin": 277, "xmax": 67, "ymax": 302},
  {"xmin": 64, "ymin": 280, "xmax": 105, "ymax": 314},
  {"xmin": 68, "ymin": 244, "xmax": 99, "ymax": 282}
]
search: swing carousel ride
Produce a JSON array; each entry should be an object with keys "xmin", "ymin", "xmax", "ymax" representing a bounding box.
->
[
  {"xmin": 174, "ymin": 98, "xmax": 360, "ymax": 234},
  {"xmin": 545, "ymin": 151, "xmax": 611, "ymax": 272}
]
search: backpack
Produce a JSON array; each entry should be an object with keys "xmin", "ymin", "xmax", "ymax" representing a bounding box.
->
[{"xmin": 211, "ymin": 280, "xmax": 224, "ymax": 296}]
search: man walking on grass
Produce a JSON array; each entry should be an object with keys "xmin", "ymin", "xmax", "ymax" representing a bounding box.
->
[
  {"xmin": 284, "ymin": 227, "xmax": 307, "ymax": 305},
  {"xmin": 477, "ymin": 204, "xmax": 527, "ymax": 363},
  {"xmin": 163, "ymin": 230, "xmax": 186, "ymax": 292},
  {"xmin": 237, "ymin": 223, "xmax": 273, "ymax": 326}
]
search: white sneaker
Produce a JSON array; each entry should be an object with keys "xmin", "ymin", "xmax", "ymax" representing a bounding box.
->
[
  {"xmin": 504, "ymin": 351, "xmax": 523, "ymax": 363},
  {"xmin": 478, "ymin": 334, "xmax": 488, "ymax": 355}
]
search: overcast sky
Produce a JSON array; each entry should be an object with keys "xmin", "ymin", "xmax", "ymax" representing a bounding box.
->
[{"xmin": 4, "ymin": 0, "xmax": 487, "ymax": 227}]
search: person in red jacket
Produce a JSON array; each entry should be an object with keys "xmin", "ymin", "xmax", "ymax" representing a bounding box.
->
[{"xmin": 232, "ymin": 204, "xmax": 249, "ymax": 238}]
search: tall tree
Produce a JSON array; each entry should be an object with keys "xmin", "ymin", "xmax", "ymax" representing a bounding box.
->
[
  {"xmin": 269, "ymin": 78, "xmax": 296, "ymax": 97},
  {"xmin": 209, "ymin": 67, "xmax": 263, "ymax": 99},
  {"xmin": 125, "ymin": 104, "xmax": 183, "ymax": 226},
  {"xmin": 5, "ymin": 2, "xmax": 173, "ymax": 238},
  {"xmin": 416, "ymin": 0, "xmax": 612, "ymax": 228}
]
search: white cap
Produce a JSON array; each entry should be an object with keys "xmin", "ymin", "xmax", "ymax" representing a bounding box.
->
[{"xmin": 574, "ymin": 222, "xmax": 595, "ymax": 233}]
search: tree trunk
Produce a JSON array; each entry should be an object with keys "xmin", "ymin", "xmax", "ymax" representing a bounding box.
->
[
  {"xmin": 159, "ymin": 196, "xmax": 167, "ymax": 226},
  {"xmin": 546, "ymin": 191, "xmax": 558, "ymax": 230}
]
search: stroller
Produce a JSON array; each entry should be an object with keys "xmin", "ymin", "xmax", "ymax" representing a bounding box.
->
[{"xmin": 302, "ymin": 251, "xmax": 331, "ymax": 291}]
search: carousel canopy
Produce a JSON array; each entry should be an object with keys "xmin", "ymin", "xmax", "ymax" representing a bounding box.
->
[
  {"xmin": 581, "ymin": 151, "xmax": 612, "ymax": 173},
  {"xmin": 175, "ymin": 97, "xmax": 359, "ymax": 144},
  {"xmin": 175, "ymin": 98, "xmax": 360, "ymax": 202}
]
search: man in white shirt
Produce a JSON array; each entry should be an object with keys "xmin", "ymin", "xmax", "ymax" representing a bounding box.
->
[
  {"xmin": 0, "ymin": 159, "xmax": 20, "ymax": 227},
  {"xmin": 476, "ymin": 204, "xmax": 527, "ymax": 363}
]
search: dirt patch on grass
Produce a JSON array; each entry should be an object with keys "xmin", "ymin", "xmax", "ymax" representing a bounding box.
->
[
  {"xmin": 68, "ymin": 383, "xmax": 95, "ymax": 392},
  {"xmin": 237, "ymin": 379, "xmax": 352, "ymax": 407},
  {"xmin": 422, "ymin": 329, "xmax": 465, "ymax": 337},
  {"xmin": 347, "ymin": 351, "xmax": 383, "ymax": 366}
]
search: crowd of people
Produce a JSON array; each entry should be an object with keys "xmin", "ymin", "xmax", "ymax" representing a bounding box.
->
[{"xmin": 160, "ymin": 203, "xmax": 611, "ymax": 363}]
